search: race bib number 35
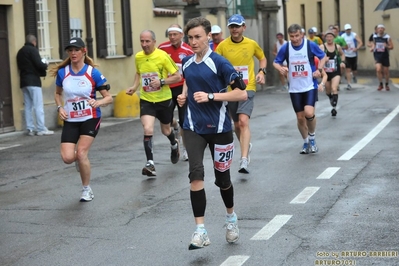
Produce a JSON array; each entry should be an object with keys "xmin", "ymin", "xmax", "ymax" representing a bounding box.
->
[{"xmin": 214, "ymin": 143, "xmax": 234, "ymax": 172}]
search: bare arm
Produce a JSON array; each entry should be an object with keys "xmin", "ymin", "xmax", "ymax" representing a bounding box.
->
[
  {"xmin": 355, "ymin": 35, "xmax": 363, "ymax": 51},
  {"xmin": 126, "ymin": 72, "xmax": 140, "ymax": 95},
  {"xmin": 255, "ymin": 57, "xmax": 267, "ymax": 84},
  {"xmin": 193, "ymin": 88, "xmax": 247, "ymax": 103}
]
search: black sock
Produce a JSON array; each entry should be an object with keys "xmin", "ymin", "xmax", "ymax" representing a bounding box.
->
[
  {"xmin": 167, "ymin": 131, "xmax": 177, "ymax": 145},
  {"xmin": 191, "ymin": 189, "xmax": 206, "ymax": 217},
  {"xmin": 143, "ymin": 135, "xmax": 153, "ymax": 161},
  {"xmin": 386, "ymin": 83, "xmax": 389, "ymax": 86},
  {"xmin": 332, "ymin": 94, "xmax": 338, "ymax": 107}
]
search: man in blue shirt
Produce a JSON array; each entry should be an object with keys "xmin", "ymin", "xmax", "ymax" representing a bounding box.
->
[{"xmin": 273, "ymin": 23, "xmax": 327, "ymax": 154}]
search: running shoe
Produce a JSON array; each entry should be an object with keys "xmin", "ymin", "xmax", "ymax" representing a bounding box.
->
[
  {"xmin": 189, "ymin": 230, "xmax": 211, "ymax": 250},
  {"xmin": 309, "ymin": 139, "xmax": 318, "ymax": 153},
  {"xmin": 182, "ymin": 149, "xmax": 189, "ymax": 161},
  {"xmin": 353, "ymin": 76, "xmax": 357, "ymax": 83},
  {"xmin": 142, "ymin": 162, "xmax": 156, "ymax": 176},
  {"xmin": 225, "ymin": 214, "xmax": 239, "ymax": 243},
  {"xmin": 26, "ymin": 130, "xmax": 35, "ymax": 136},
  {"xmin": 300, "ymin": 142, "xmax": 309, "ymax": 154},
  {"xmin": 331, "ymin": 109, "xmax": 337, "ymax": 117},
  {"xmin": 247, "ymin": 143, "xmax": 253, "ymax": 164},
  {"xmin": 378, "ymin": 84, "xmax": 383, "ymax": 91},
  {"xmin": 238, "ymin": 158, "xmax": 249, "ymax": 174},
  {"xmin": 80, "ymin": 187, "xmax": 94, "ymax": 202},
  {"xmin": 36, "ymin": 130, "xmax": 54, "ymax": 136},
  {"xmin": 346, "ymin": 84, "xmax": 352, "ymax": 90},
  {"xmin": 170, "ymin": 139, "xmax": 180, "ymax": 164},
  {"xmin": 386, "ymin": 85, "xmax": 390, "ymax": 91}
]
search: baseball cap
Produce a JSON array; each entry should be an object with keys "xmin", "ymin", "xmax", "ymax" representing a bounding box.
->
[
  {"xmin": 211, "ymin": 25, "xmax": 222, "ymax": 34},
  {"xmin": 344, "ymin": 24, "xmax": 352, "ymax": 30},
  {"xmin": 308, "ymin": 28, "xmax": 315, "ymax": 34},
  {"xmin": 377, "ymin": 24, "xmax": 385, "ymax": 29},
  {"xmin": 311, "ymin": 27, "xmax": 318, "ymax": 33},
  {"xmin": 227, "ymin": 14, "xmax": 245, "ymax": 27},
  {"xmin": 276, "ymin": 32, "xmax": 283, "ymax": 37},
  {"xmin": 65, "ymin": 37, "xmax": 85, "ymax": 50}
]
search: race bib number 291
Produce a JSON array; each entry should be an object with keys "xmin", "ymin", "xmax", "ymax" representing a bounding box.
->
[{"xmin": 214, "ymin": 143, "xmax": 234, "ymax": 172}]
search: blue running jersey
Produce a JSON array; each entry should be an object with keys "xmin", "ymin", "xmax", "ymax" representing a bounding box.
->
[{"xmin": 182, "ymin": 49, "xmax": 238, "ymax": 134}]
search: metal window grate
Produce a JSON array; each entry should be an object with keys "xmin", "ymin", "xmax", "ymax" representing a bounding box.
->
[
  {"xmin": 36, "ymin": 0, "xmax": 52, "ymax": 60},
  {"xmin": 105, "ymin": 0, "xmax": 117, "ymax": 56},
  {"xmin": 70, "ymin": 18, "xmax": 83, "ymax": 38}
]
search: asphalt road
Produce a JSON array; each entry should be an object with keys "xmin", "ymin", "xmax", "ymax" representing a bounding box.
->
[{"xmin": 1, "ymin": 78, "xmax": 399, "ymax": 266}]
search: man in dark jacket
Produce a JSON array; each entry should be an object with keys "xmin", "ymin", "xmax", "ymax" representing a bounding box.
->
[{"xmin": 17, "ymin": 34, "xmax": 53, "ymax": 135}]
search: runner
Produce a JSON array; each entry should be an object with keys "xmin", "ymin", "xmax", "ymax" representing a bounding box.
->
[
  {"xmin": 52, "ymin": 37, "xmax": 113, "ymax": 202},
  {"xmin": 341, "ymin": 24, "xmax": 363, "ymax": 89},
  {"xmin": 126, "ymin": 30, "xmax": 181, "ymax": 176},
  {"xmin": 177, "ymin": 16, "xmax": 247, "ymax": 250},
  {"xmin": 158, "ymin": 24, "xmax": 194, "ymax": 161},
  {"xmin": 369, "ymin": 24, "xmax": 394, "ymax": 91},
  {"xmin": 210, "ymin": 25, "xmax": 224, "ymax": 51},
  {"xmin": 273, "ymin": 23, "xmax": 327, "ymax": 154},
  {"xmin": 215, "ymin": 14, "xmax": 267, "ymax": 174},
  {"xmin": 320, "ymin": 30, "xmax": 346, "ymax": 117},
  {"xmin": 273, "ymin": 32, "xmax": 288, "ymax": 90}
]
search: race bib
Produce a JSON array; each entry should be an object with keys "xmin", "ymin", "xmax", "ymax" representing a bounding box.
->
[
  {"xmin": 214, "ymin": 143, "xmax": 234, "ymax": 172},
  {"xmin": 141, "ymin": 72, "xmax": 160, "ymax": 92},
  {"xmin": 290, "ymin": 63, "xmax": 309, "ymax": 78},
  {"xmin": 235, "ymin": 65, "xmax": 249, "ymax": 84},
  {"xmin": 324, "ymin": 59, "xmax": 337, "ymax": 73},
  {"xmin": 67, "ymin": 98, "xmax": 92, "ymax": 118},
  {"xmin": 376, "ymin": 42, "xmax": 385, "ymax": 52},
  {"xmin": 347, "ymin": 41, "xmax": 355, "ymax": 50}
]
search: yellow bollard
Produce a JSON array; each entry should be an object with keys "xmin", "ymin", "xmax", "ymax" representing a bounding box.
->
[{"xmin": 114, "ymin": 90, "xmax": 140, "ymax": 118}]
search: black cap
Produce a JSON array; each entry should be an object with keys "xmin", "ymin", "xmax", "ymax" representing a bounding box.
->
[
  {"xmin": 65, "ymin": 37, "xmax": 85, "ymax": 50},
  {"xmin": 308, "ymin": 28, "xmax": 315, "ymax": 34}
]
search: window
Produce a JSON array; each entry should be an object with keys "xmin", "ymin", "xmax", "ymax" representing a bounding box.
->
[
  {"xmin": 105, "ymin": 0, "xmax": 117, "ymax": 56},
  {"xmin": 94, "ymin": 0, "xmax": 133, "ymax": 58},
  {"xmin": 300, "ymin": 4, "xmax": 305, "ymax": 30},
  {"xmin": 226, "ymin": 0, "xmax": 256, "ymax": 18},
  {"xmin": 36, "ymin": 0, "xmax": 52, "ymax": 60},
  {"xmin": 70, "ymin": 18, "xmax": 82, "ymax": 38}
]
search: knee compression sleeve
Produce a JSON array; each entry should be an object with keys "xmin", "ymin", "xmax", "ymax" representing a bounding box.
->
[
  {"xmin": 220, "ymin": 184, "xmax": 234, "ymax": 209},
  {"xmin": 305, "ymin": 115, "xmax": 315, "ymax": 121},
  {"xmin": 190, "ymin": 189, "xmax": 206, "ymax": 217}
]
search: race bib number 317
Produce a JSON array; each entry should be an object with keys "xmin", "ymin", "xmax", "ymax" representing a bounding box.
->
[{"xmin": 214, "ymin": 143, "xmax": 234, "ymax": 172}]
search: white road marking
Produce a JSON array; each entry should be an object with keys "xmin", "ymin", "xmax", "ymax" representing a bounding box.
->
[
  {"xmin": 316, "ymin": 167, "xmax": 340, "ymax": 179},
  {"xmin": 338, "ymin": 105, "xmax": 399, "ymax": 160},
  {"xmin": 393, "ymin": 83, "xmax": 399, "ymax": 89},
  {"xmin": 220, "ymin": 256, "xmax": 250, "ymax": 266},
  {"xmin": 290, "ymin": 187, "xmax": 320, "ymax": 204},
  {"xmin": 250, "ymin": 215, "xmax": 292, "ymax": 240},
  {"xmin": 0, "ymin": 144, "xmax": 21, "ymax": 151}
]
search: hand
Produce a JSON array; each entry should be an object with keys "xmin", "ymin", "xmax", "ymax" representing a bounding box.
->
[
  {"xmin": 313, "ymin": 70, "xmax": 321, "ymax": 79},
  {"xmin": 317, "ymin": 83, "xmax": 325, "ymax": 92},
  {"xmin": 126, "ymin": 87, "xmax": 135, "ymax": 95},
  {"xmin": 87, "ymin": 99, "xmax": 100, "ymax": 108},
  {"xmin": 279, "ymin": 66, "xmax": 288, "ymax": 76},
  {"xmin": 58, "ymin": 107, "xmax": 68, "ymax": 120},
  {"xmin": 256, "ymin": 73, "xmax": 265, "ymax": 85},
  {"xmin": 340, "ymin": 62, "xmax": 346, "ymax": 68},
  {"xmin": 150, "ymin": 78, "xmax": 160, "ymax": 88},
  {"xmin": 193, "ymin": 91, "xmax": 209, "ymax": 103},
  {"xmin": 177, "ymin": 94, "xmax": 187, "ymax": 107}
]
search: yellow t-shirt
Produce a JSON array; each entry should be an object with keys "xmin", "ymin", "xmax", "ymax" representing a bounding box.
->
[
  {"xmin": 215, "ymin": 37, "xmax": 265, "ymax": 91},
  {"xmin": 135, "ymin": 48, "xmax": 179, "ymax": 102},
  {"xmin": 308, "ymin": 36, "xmax": 323, "ymax": 45}
]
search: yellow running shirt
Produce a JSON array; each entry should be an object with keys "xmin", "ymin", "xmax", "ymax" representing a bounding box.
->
[
  {"xmin": 135, "ymin": 48, "xmax": 179, "ymax": 102},
  {"xmin": 215, "ymin": 37, "xmax": 265, "ymax": 91}
]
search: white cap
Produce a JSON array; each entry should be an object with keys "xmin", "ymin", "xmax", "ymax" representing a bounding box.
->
[
  {"xmin": 377, "ymin": 24, "xmax": 385, "ymax": 29},
  {"xmin": 211, "ymin": 25, "xmax": 222, "ymax": 34},
  {"xmin": 344, "ymin": 24, "xmax": 352, "ymax": 30},
  {"xmin": 301, "ymin": 28, "xmax": 305, "ymax": 33},
  {"xmin": 311, "ymin": 27, "xmax": 318, "ymax": 33}
]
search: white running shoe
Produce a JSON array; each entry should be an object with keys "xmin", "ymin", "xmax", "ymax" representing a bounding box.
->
[
  {"xmin": 225, "ymin": 214, "xmax": 239, "ymax": 243},
  {"xmin": 182, "ymin": 149, "xmax": 189, "ymax": 161},
  {"xmin": 238, "ymin": 158, "xmax": 249, "ymax": 174},
  {"xmin": 36, "ymin": 130, "xmax": 54, "ymax": 136},
  {"xmin": 189, "ymin": 230, "xmax": 211, "ymax": 250},
  {"xmin": 80, "ymin": 187, "xmax": 94, "ymax": 202}
]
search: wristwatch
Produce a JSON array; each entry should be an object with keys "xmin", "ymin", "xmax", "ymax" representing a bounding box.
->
[
  {"xmin": 258, "ymin": 68, "xmax": 267, "ymax": 75},
  {"xmin": 208, "ymin": 93, "xmax": 214, "ymax": 101},
  {"xmin": 57, "ymin": 105, "xmax": 62, "ymax": 111},
  {"xmin": 318, "ymin": 69, "xmax": 323, "ymax": 73},
  {"xmin": 160, "ymin": 79, "xmax": 165, "ymax": 86}
]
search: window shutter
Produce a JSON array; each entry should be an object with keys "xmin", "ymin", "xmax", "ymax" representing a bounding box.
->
[
  {"xmin": 121, "ymin": 0, "xmax": 133, "ymax": 56},
  {"xmin": 94, "ymin": 0, "xmax": 108, "ymax": 58},
  {"xmin": 23, "ymin": 0, "xmax": 38, "ymax": 39},
  {"xmin": 57, "ymin": 0, "xmax": 70, "ymax": 59}
]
